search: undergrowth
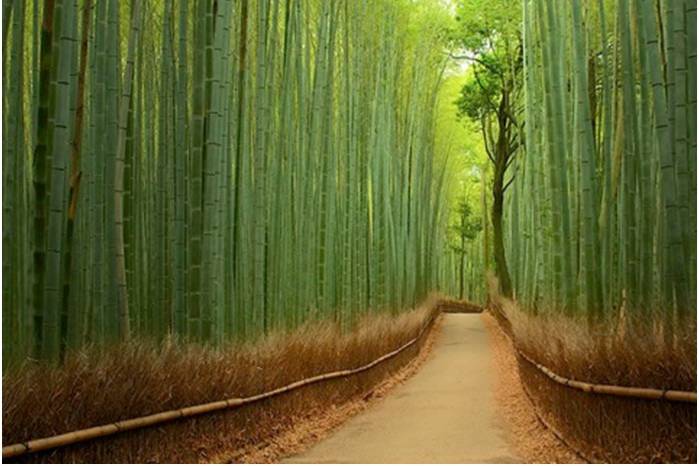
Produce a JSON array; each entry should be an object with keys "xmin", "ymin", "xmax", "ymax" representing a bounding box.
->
[
  {"xmin": 3, "ymin": 295, "xmax": 440, "ymax": 463},
  {"xmin": 490, "ymin": 289, "xmax": 697, "ymax": 463}
]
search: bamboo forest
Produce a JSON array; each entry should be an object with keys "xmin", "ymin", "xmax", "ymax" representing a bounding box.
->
[{"xmin": 2, "ymin": 0, "xmax": 697, "ymax": 464}]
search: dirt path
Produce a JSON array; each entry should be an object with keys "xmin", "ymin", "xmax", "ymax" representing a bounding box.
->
[{"xmin": 285, "ymin": 314, "xmax": 521, "ymax": 463}]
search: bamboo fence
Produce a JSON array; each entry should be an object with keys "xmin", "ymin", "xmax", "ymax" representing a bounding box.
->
[
  {"xmin": 2, "ymin": 309, "xmax": 440, "ymax": 459},
  {"xmin": 489, "ymin": 306, "xmax": 697, "ymax": 404},
  {"xmin": 4, "ymin": 302, "xmax": 695, "ymax": 459}
]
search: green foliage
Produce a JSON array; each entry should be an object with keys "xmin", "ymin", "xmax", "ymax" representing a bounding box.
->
[
  {"xmin": 454, "ymin": 61, "xmax": 503, "ymax": 121},
  {"xmin": 452, "ymin": 0, "xmax": 523, "ymax": 298},
  {"xmin": 432, "ymin": 71, "xmax": 490, "ymax": 302},
  {"xmin": 448, "ymin": 198, "xmax": 482, "ymax": 253},
  {"xmin": 434, "ymin": 75, "xmax": 488, "ymax": 214},
  {"xmin": 452, "ymin": 0, "xmax": 521, "ymax": 52},
  {"xmin": 451, "ymin": 0, "xmax": 522, "ymax": 122}
]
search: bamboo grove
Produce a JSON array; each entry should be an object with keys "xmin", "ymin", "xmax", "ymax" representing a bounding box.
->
[
  {"xmin": 2, "ymin": 0, "xmax": 457, "ymax": 364},
  {"xmin": 501, "ymin": 0, "xmax": 697, "ymax": 327}
]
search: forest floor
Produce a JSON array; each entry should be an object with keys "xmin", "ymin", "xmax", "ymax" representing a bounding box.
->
[{"xmin": 283, "ymin": 314, "xmax": 530, "ymax": 463}]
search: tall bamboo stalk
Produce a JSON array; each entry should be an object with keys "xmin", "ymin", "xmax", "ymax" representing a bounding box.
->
[{"xmin": 4, "ymin": 0, "xmax": 457, "ymax": 364}]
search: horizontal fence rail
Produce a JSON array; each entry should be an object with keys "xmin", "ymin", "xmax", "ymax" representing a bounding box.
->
[
  {"xmin": 3, "ymin": 309, "xmax": 441, "ymax": 459},
  {"xmin": 7, "ymin": 300, "xmax": 691, "ymax": 459},
  {"xmin": 489, "ymin": 306, "xmax": 697, "ymax": 403},
  {"xmin": 516, "ymin": 348, "xmax": 697, "ymax": 403},
  {"xmin": 487, "ymin": 305, "xmax": 696, "ymax": 463}
]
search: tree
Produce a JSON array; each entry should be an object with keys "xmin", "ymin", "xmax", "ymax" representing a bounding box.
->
[
  {"xmin": 449, "ymin": 198, "xmax": 482, "ymax": 299},
  {"xmin": 452, "ymin": 0, "xmax": 522, "ymax": 297}
]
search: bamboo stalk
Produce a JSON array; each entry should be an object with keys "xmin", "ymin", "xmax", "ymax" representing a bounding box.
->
[{"xmin": 113, "ymin": 0, "xmax": 142, "ymax": 341}]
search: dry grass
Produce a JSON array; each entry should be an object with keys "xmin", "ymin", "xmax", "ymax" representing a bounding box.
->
[
  {"xmin": 491, "ymin": 293, "xmax": 697, "ymax": 463},
  {"xmin": 231, "ymin": 315, "xmax": 443, "ymax": 463},
  {"xmin": 501, "ymin": 300, "xmax": 696, "ymax": 391},
  {"xmin": 436, "ymin": 299, "xmax": 482, "ymax": 314},
  {"xmin": 3, "ymin": 296, "xmax": 440, "ymax": 463}
]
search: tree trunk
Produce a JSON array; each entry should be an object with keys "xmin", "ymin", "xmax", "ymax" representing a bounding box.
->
[
  {"xmin": 459, "ymin": 250, "xmax": 465, "ymax": 300},
  {"xmin": 492, "ymin": 160, "xmax": 513, "ymax": 297},
  {"xmin": 492, "ymin": 92, "xmax": 513, "ymax": 298}
]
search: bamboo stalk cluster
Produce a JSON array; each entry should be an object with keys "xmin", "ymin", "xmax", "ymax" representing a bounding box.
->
[
  {"xmin": 2, "ymin": 0, "xmax": 456, "ymax": 364},
  {"xmin": 506, "ymin": 0, "xmax": 696, "ymax": 324}
]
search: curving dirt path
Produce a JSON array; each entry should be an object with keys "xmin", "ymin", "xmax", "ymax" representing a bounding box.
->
[{"xmin": 285, "ymin": 314, "xmax": 521, "ymax": 463}]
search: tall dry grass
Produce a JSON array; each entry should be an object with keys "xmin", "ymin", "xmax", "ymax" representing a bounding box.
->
[
  {"xmin": 3, "ymin": 296, "xmax": 440, "ymax": 463},
  {"xmin": 490, "ymin": 290, "xmax": 696, "ymax": 462}
]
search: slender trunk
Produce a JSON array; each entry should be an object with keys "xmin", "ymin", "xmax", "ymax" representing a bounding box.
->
[
  {"xmin": 491, "ymin": 91, "xmax": 513, "ymax": 298},
  {"xmin": 114, "ymin": 0, "xmax": 142, "ymax": 340},
  {"xmin": 31, "ymin": 0, "xmax": 57, "ymax": 359},
  {"xmin": 459, "ymin": 246, "xmax": 465, "ymax": 299},
  {"xmin": 60, "ymin": 0, "xmax": 92, "ymax": 358},
  {"xmin": 492, "ymin": 160, "xmax": 513, "ymax": 297}
]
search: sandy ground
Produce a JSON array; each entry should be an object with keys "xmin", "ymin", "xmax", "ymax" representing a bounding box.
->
[{"xmin": 285, "ymin": 314, "xmax": 521, "ymax": 463}]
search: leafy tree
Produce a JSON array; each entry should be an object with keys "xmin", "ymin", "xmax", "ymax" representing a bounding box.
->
[
  {"xmin": 451, "ymin": 0, "xmax": 523, "ymax": 297},
  {"xmin": 449, "ymin": 197, "xmax": 482, "ymax": 299}
]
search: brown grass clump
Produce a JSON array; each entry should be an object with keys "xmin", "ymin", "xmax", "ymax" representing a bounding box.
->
[
  {"xmin": 3, "ymin": 296, "xmax": 440, "ymax": 463},
  {"xmin": 436, "ymin": 299, "xmax": 482, "ymax": 314},
  {"xmin": 492, "ymin": 295, "xmax": 697, "ymax": 463}
]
